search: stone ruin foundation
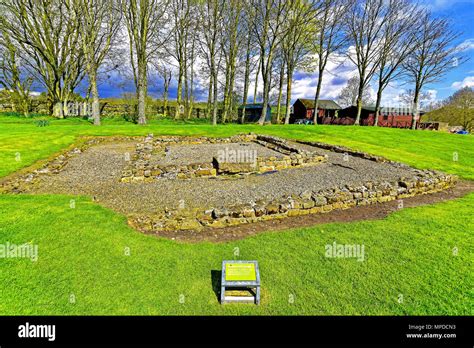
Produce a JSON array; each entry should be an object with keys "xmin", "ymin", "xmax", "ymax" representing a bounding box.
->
[
  {"xmin": 0, "ymin": 133, "xmax": 458, "ymax": 235},
  {"xmin": 120, "ymin": 133, "xmax": 328, "ymax": 182}
]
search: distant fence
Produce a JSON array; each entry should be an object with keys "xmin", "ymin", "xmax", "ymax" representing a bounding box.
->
[
  {"xmin": 319, "ymin": 117, "xmax": 356, "ymax": 125},
  {"xmin": 318, "ymin": 115, "xmax": 415, "ymax": 128}
]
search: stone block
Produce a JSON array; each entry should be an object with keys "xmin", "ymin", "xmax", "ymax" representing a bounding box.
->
[
  {"xmin": 216, "ymin": 160, "xmax": 257, "ymax": 174},
  {"xmin": 195, "ymin": 168, "xmax": 217, "ymax": 176},
  {"xmin": 212, "ymin": 207, "xmax": 229, "ymax": 219},
  {"xmin": 265, "ymin": 203, "xmax": 280, "ymax": 214},
  {"xmin": 312, "ymin": 195, "xmax": 328, "ymax": 206}
]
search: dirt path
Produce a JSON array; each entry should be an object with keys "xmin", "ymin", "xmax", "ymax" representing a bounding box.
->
[{"xmin": 145, "ymin": 180, "xmax": 474, "ymax": 243}]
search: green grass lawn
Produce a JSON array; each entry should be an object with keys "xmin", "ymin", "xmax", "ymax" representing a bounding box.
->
[
  {"xmin": 1, "ymin": 115, "xmax": 472, "ymax": 180},
  {"xmin": 0, "ymin": 115, "xmax": 472, "ymax": 315}
]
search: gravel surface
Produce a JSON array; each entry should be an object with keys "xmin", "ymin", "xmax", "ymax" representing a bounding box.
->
[
  {"xmin": 28, "ymin": 139, "xmax": 418, "ymax": 214},
  {"xmin": 150, "ymin": 142, "xmax": 283, "ymax": 166}
]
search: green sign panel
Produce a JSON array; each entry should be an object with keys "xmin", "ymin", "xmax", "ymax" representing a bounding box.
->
[
  {"xmin": 221, "ymin": 260, "xmax": 260, "ymax": 304},
  {"xmin": 225, "ymin": 262, "xmax": 256, "ymax": 281}
]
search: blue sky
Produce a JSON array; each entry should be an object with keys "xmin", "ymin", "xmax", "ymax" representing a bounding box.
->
[
  {"xmin": 422, "ymin": 0, "xmax": 474, "ymax": 99},
  {"xmin": 95, "ymin": 0, "xmax": 474, "ymax": 106}
]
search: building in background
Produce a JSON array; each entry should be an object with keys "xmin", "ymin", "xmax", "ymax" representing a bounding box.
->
[
  {"xmin": 338, "ymin": 106, "xmax": 425, "ymax": 128},
  {"xmin": 238, "ymin": 103, "xmax": 272, "ymax": 123}
]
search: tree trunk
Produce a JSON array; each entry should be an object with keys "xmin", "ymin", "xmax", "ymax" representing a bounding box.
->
[
  {"xmin": 184, "ymin": 63, "xmax": 190, "ymax": 119},
  {"xmin": 222, "ymin": 67, "xmax": 230, "ymax": 123},
  {"xmin": 228, "ymin": 65, "xmax": 236, "ymax": 122},
  {"xmin": 241, "ymin": 35, "xmax": 252, "ymax": 124},
  {"xmin": 22, "ymin": 97, "xmax": 30, "ymax": 117},
  {"xmin": 412, "ymin": 91, "xmax": 420, "ymax": 130},
  {"xmin": 276, "ymin": 62, "xmax": 285, "ymax": 124},
  {"xmin": 49, "ymin": 99, "xmax": 54, "ymax": 117},
  {"xmin": 354, "ymin": 75, "xmax": 366, "ymax": 126},
  {"xmin": 253, "ymin": 58, "xmax": 261, "ymax": 103},
  {"xmin": 313, "ymin": 71, "xmax": 323, "ymax": 124},
  {"xmin": 137, "ymin": 62, "xmax": 147, "ymax": 125},
  {"xmin": 90, "ymin": 68, "xmax": 101, "ymax": 126},
  {"xmin": 54, "ymin": 81, "xmax": 64, "ymax": 119},
  {"xmin": 207, "ymin": 75, "xmax": 213, "ymax": 119},
  {"xmin": 355, "ymin": 97, "xmax": 362, "ymax": 125},
  {"xmin": 175, "ymin": 67, "xmax": 183, "ymax": 119},
  {"xmin": 374, "ymin": 84, "xmax": 383, "ymax": 127},
  {"xmin": 163, "ymin": 80, "xmax": 169, "ymax": 117},
  {"xmin": 53, "ymin": 101, "xmax": 63, "ymax": 118},
  {"xmin": 63, "ymin": 98, "xmax": 70, "ymax": 118},
  {"xmin": 212, "ymin": 70, "xmax": 218, "ymax": 126},
  {"xmin": 284, "ymin": 69, "xmax": 293, "ymax": 125},
  {"xmin": 188, "ymin": 48, "xmax": 195, "ymax": 119},
  {"xmin": 258, "ymin": 76, "xmax": 270, "ymax": 125}
]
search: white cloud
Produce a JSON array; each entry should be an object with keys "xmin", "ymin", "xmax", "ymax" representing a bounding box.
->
[
  {"xmin": 422, "ymin": 0, "xmax": 473, "ymax": 11},
  {"xmin": 452, "ymin": 76, "xmax": 474, "ymax": 89},
  {"xmin": 289, "ymin": 53, "xmax": 358, "ymax": 102},
  {"xmin": 426, "ymin": 89, "xmax": 439, "ymax": 102},
  {"xmin": 457, "ymin": 39, "xmax": 474, "ymax": 52},
  {"xmin": 378, "ymin": 83, "xmax": 404, "ymax": 106},
  {"xmin": 0, "ymin": 87, "xmax": 40, "ymax": 96},
  {"xmin": 243, "ymin": 45, "xmax": 445, "ymax": 107}
]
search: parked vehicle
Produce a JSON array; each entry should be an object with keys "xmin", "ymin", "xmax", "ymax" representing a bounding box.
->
[{"xmin": 295, "ymin": 119, "xmax": 314, "ymax": 125}]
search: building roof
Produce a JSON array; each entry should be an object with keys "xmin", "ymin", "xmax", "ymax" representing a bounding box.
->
[{"xmin": 296, "ymin": 99, "xmax": 342, "ymax": 110}]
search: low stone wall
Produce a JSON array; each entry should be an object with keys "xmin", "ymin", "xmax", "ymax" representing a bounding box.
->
[
  {"xmin": 255, "ymin": 134, "xmax": 328, "ymax": 169},
  {"xmin": 129, "ymin": 169, "xmax": 457, "ymax": 232},
  {"xmin": 0, "ymin": 136, "xmax": 139, "ymax": 193},
  {"xmin": 122, "ymin": 161, "xmax": 217, "ymax": 182},
  {"xmin": 121, "ymin": 134, "xmax": 327, "ymax": 182},
  {"xmin": 121, "ymin": 134, "xmax": 257, "ymax": 182},
  {"xmin": 0, "ymin": 133, "xmax": 458, "ymax": 234},
  {"xmin": 296, "ymin": 139, "xmax": 392, "ymax": 163}
]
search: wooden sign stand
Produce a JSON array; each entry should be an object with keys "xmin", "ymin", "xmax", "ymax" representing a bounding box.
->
[{"xmin": 220, "ymin": 260, "xmax": 260, "ymax": 305}]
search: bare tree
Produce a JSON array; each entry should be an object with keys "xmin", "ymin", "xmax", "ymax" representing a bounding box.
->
[
  {"xmin": 0, "ymin": 0, "xmax": 86, "ymax": 117},
  {"xmin": 345, "ymin": 0, "xmax": 387, "ymax": 125},
  {"xmin": 337, "ymin": 75, "xmax": 373, "ymax": 108},
  {"xmin": 403, "ymin": 11, "xmax": 464, "ymax": 130},
  {"xmin": 0, "ymin": 29, "xmax": 33, "ymax": 116},
  {"xmin": 252, "ymin": 58, "xmax": 261, "ymax": 104},
  {"xmin": 312, "ymin": 0, "xmax": 349, "ymax": 124},
  {"xmin": 169, "ymin": 0, "xmax": 193, "ymax": 119},
  {"xmin": 220, "ymin": 0, "xmax": 244, "ymax": 123},
  {"xmin": 282, "ymin": 0, "xmax": 320, "ymax": 125},
  {"xmin": 372, "ymin": 0, "xmax": 420, "ymax": 126},
  {"xmin": 251, "ymin": 0, "xmax": 290, "ymax": 125},
  {"xmin": 274, "ymin": 53, "xmax": 285, "ymax": 123},
  {"xmin": 398, "ymin": 89, "xmax": 431, "ymax": 108},
  {"xmin": 184, "ymin": 21, "xmax": 198, "ymax": 119},
  {"xmin": 121, "ymin": 0, "xmax": 169, "ymax": 124},
  {"xmin": 197, "ymin": 0, "xmax": 224, "ymax": 125},
  {"xmin": 240, "ymin": 3, "xmax": 258, "ymax": 122},
  {"xmin": 73, "ymin": 0, "xmax": 121, "ymax": 125},
  {"xmin": 153, "ymin": 63, "xmax": 172, "ymax": 116}
]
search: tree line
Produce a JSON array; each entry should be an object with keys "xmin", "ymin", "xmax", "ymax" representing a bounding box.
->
[{"xmin": 0, "ymin": 0, "xmax": 465, "ymax": 129}]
